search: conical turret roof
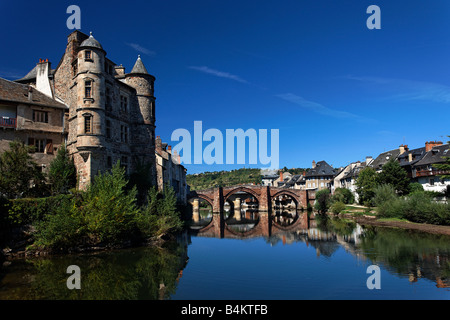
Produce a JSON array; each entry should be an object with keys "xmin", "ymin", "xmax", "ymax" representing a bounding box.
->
[{"xmin": 130, "ymin": 55, "xmax": 149, "ymax": 74}]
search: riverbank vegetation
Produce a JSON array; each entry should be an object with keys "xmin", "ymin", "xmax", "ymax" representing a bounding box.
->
[{"xmin": 0, "ymin": 141, "xmax": 184, "ymax": 255}]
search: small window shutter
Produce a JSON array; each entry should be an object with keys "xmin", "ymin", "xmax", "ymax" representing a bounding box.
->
[{"xmin": 46, "ymin": 139, "xmax": 53, "ymax": 154}]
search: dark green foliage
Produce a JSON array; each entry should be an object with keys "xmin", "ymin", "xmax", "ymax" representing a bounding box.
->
[
  {"xmin": 136, "ymin": 186, "xmax": 183, "ymax": 239},
  {"xmin": 409, "ymin": 182, "xmax": 424, "ymax": 194},
  {"xmin": 7, "ymin": 194, "xmax": 74, "ymax": 226},
  {"xmin": 355, "ymin": 167, "xmax": 378, "ymax": 206},
  {"xmin": 332, "ymin": 188, "xmax": 354, "ymax": 204},
  {"xmin": 374, "ymin": 184, "xmax": 450, "ymax": 225},
  {"xmin": 0, "ymin": 140, "xmax": 46, "ymax": 199},
  {"xmin": 48, "ymin": 145, "xmax": 76, "ymax": 195},
  {"xmin": 79, "ymin": 163, "xmax": 141, "ymax": 244},
  {"xmin": 330, "ymin": 201, "xmax": 346, "ymax": 215},
  {"xmin": 314, "ymin": 189, "xmax": 331, "ymax": 215},
  {"xmin": 33, "ymin": 162, "xmax": 184, "ymax": 250},
  {"xmin": 377, "ymin": 159, "xmax": 410, "ymax": 195}
]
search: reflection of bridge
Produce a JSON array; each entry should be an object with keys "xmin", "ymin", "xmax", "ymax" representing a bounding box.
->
[{"xmin": 188, "ymin": 185, "xmax": 316, "ymax": 239}]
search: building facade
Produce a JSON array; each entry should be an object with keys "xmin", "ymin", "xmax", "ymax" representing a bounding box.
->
[
  {"xmin": 0, "ymin": 76, "xmax": 68, "ymax": 172},
  {"xmin": 155, "ymin": 136, "xmax": 188, "ymax": 205},
  {"xmin": 3, "ymin": 31, "xmax": 158, "ymax": 190}
]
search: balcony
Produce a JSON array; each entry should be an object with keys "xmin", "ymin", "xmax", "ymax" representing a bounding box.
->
[
  {"xmin": 415, "ymin": 169, "xmax": 449, "ymax": 177},
  {"xmin": 0, "ymin": 117, "xmax": 16, "ymax": 128}
]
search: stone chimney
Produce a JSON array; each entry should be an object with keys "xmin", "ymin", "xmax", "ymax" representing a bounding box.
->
[
  {"xmin": 115, "ymin": 64, "xmax": 125, "ymax": 76},
  {"xmin": 36, "ymin": 59, "xmax": 53, "ymax": 98},
  {"xmin": 366, "ymin": 156, "xmax": 373, "ymax": 165},
  {"xmin": 155, "ymin": 136, "xmax": 162, "ymax": 153},
  {"xmin": 167, "ymin": 145, "xmax": 172, "ymax": 154},
  {"xmin": 425, "ymin": 141, "xmax": 443, "ymax": 152},
  {"xmin": 399, "ymin": 144, "xmax": 406, "ymax": 155},
  {"xmin": 408, "ymin": 152, "xmax": 413, "ymax": 162},
  {"xmin": 279, "ymin": 170, "xmax": 283, "ymax": 182},
  {"xmin": 312, "ymin": 160, "xmax": 316, "ymax": 169}
]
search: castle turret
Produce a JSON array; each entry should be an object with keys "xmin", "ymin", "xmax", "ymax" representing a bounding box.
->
[
  {"xmin": 124, "ymin": 55, "xmax": 156, "ymax": 185},
  {"xmin": 74, "ymin": 32, "xmax": 107, "ymax": 189}
]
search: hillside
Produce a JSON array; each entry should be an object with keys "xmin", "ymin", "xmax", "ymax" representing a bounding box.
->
[
  {"xmin": 186, "ymin": 168, "xmax": 262, "ymax": 191},
  {"xmin": 186, "ymin": 167, "xmax": 309, "ymax": 191}
]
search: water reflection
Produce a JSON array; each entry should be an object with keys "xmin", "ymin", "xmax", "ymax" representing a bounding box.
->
[
  {"xmin": 1, "ymin": 216, "xmax": 449, "ymax": 299},
  {"xmin": 0, "ymin": 242, "xmax": 188, "ymax": 300}
]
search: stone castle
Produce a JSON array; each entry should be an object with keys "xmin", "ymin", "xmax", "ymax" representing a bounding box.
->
[{"xmin": 0, "ymin": 31, "xmax": 187, "ymax": 202}]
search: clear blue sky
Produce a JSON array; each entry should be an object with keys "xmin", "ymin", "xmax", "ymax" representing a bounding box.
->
[{"xmin": 1, "ymin": 0, "xmax": 449, "ymax": 174}]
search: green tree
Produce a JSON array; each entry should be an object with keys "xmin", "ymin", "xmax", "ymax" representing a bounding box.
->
[
  {"xmin": 378, "ymin": 159, "xmax": 410, "ymax": 195},
  {"xmin": 80, "ymin": 162, "xmax": 141, "ymax": 244},
  {"xmin": 355, "ymin": 167, "xmax": 378, "ymax": 206},
  {"xmin": 314, "ymin": 188, "xmax": 331, "ymax": 215},
  {"xmin": 48, "ymin": 145, "xmax": 76, "ymax": 195},
  {"xmin": 332, "ymin": 187, "xmax": 354, "ymax": 204},
  {"xmin": 0, "ymin": 140, "xmax": 46, "ymax": 199}
]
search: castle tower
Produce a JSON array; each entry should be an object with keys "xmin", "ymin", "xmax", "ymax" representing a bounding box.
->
[
  {"xmin": 73, "ymin": 32, "xmax": 107, "ymax": 189},
  {"xmin": 124, "ymin": 55, "xmax": 157, "ymax": 185}
]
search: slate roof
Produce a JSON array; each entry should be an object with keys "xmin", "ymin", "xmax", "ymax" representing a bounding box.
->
[
  {"xmin": 414, "ymin": 144, "xmax": 449, "ymax": 167},
  {"xmin": 14, "ymin": 65, "xmax": 56, "ymax": 83},
  {"xmin": 0, "ymin": 77, "xmax": 67, "ymax": 109},
  {"xmin": 370, "ymin": 149, "xmax": 401, "ymax": 171},
  {"xmin": 130, "ymin": 56, "xmax": 149, "ymax": 75},
  {"xmin": 398, "ymin": 147, "xmax": 427, "ymax": 167},
  {"xmin": 305, "ymin": 161, "xmax": 336, "ymax": 177},
  {"xmin": 80, "ymin": 32, "xmax": 104, "ymax": 50}
]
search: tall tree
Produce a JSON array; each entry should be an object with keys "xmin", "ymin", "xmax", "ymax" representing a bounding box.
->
[
  {"xmin": 48, "ymin": 145, "xmax": 77, "ymax": 195},
  {"xmin": 0, "ymin": 140, "xmax": 46, "ymax": 199},
  {"xmin": 378, "ymin": 159, "xmax": 410, "ymax": 195},
  {"xmin": 355, "ymin": 166, "xmax": 378, "ymax": 205}
]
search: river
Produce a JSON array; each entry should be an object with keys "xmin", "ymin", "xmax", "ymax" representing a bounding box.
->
[{"xmin": 0, "ymin": 211, "xmax": 449, "ymax": 300}]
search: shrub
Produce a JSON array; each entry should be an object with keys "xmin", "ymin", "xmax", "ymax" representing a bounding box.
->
[
  {"xmin": 33, "ymin": 207, "xmax": 84, "ymax": 250},
  {"xmin": 80, "ymin": 163, "xmax": 141, "ymax": 244},
  {"xmin": 330, "ymin": 201, "xmax": 346, "ymax": 215},
  {"xmin": 333, "ymin": 188, "xmax": 354, "ymax": 204},
  {"xmin": 373, "ymin": 184, "xmax": 397, "ymax": 208},
  {"xmin": 136, "ymin": 186, "xmax": 183, "ymax": 239}
]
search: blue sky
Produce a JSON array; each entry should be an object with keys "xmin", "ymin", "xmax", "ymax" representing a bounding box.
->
[{"xmin": 1, "ymin": 0, "xmax": 450, "ymax": 174}]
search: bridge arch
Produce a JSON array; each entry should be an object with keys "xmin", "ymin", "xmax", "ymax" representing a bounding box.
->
[{"xmin": 223, "ymin": 186, "xmax": 260, "ymax": 204}]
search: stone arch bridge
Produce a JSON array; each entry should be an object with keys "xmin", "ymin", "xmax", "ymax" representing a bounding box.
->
[{"xmin": 188, "ymin": 185, "xmax": 316, "ymax": 239}]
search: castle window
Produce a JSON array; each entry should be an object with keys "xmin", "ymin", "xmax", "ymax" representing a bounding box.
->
[
  {"xmin": 85, "ymin": 50, "xmax": 92, "ymax": 61},
  {"xmin": 120, "ymin": 125, "xmax": 128, "ymax": 143},
  {"xmin": 33, "ymin": 110, "xmax": 48, "ymax": 123},
  {"xmin": 121, "ymin": 156, "xmax": 128, "ymax": 173},
  {"xmin": 85, "ymin": 80, "xmax": 92, "ymax": 98},
  {"xmin": 106, "ymin": 120, "xmax": 111, "ymax": 139},
  {"xmin": 120, "ymin": 95, "xmax": 128, "ymax": 112},
  {"xmin": 105, "ymin": 87, "xmax": 112, "ymax": 110},
  {"xmin": 84, "ymin": 115, "xmax": 92, "ymax": 134},
  {"xmin": 72, "ymin": 63, "xmax": 78, "ymax": 77}
]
